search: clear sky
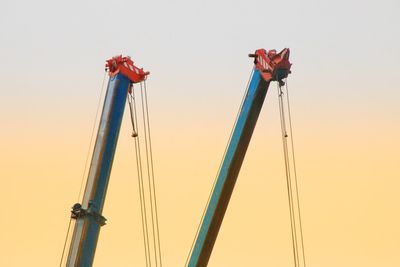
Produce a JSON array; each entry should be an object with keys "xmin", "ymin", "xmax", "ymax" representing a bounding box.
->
[{"xmin": 0, "ymin": 0, "xmax": 399, "ymax": 266}]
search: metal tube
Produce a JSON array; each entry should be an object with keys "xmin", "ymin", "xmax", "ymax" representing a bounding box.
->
[
  {"xmin": 188, "ymin": 70, "xmax": 270, "ymax": 266},
  {"xmin": 66, "ymin": 73, "xmax": 130, "ymax": 266}
]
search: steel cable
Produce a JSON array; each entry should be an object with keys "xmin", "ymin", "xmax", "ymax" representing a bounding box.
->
[
  {"xmin": 277, "ymin": 83, "xmax": 300, "ymax": 267},
  {"xmin": 285, "ymin": 79, "xmax": 307, "ymax": 267},
  {"xmin": 59, "ymin": 71, "xmax": 107, "ymax": 266},
  {"xmin": 143, "ymin": 80, "xmax": 163, "ymax": 267},
  {"xmin": 140, "ymin": 82, "xmax": 159, "ymax": 267},
  {"xmin": 58, "ymin": 218, "xmax": 73, "ymax": 267},
  {"xmin": 129, "ymin": 87, "xmax": 152, "ymax": 267},
  {"xmin": 77, "ymin": 72, "xmax": 107, "ymax": 202},
  {"xmin": 277, "ymin": 79, "xmax": 308, "ymax": 267},
  {"xmin": 184, "ymin": 67, "xmax": 255, "ymax": 266}
]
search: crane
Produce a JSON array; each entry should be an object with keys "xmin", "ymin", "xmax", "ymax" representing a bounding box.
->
[
  {"xmin": 187, "ymin": 48, "xmax": 292, "ymax": 267},
  {"xmin": 65, "ymin": 56, "xmax": 149, "ymax": 266},
  {"xmin": 62, "ymin": 48, "xmax": 293, "ymax": 267}
]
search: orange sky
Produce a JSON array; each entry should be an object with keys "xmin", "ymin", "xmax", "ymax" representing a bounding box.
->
[{"xmin": 1, "ymin": 0, "xmax": 400, "ymax": 266}]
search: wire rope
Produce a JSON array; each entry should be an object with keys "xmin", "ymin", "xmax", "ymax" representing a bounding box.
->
[
  {"xmin": 285, "ymin": 79, "xmax": 307, "ymax": 267},
  {"xmin": 77, "ymin": 72, "xmax": 107, "ymax": 202},
  {"xmin": 140, "ymin": 82, "xmax": 159, "ymax": 267},
  {"xmin": 277, "ymin": 78, "xmax": 308, "ymax": 267},
  {"xmin": 129, "ymin": 86, "xmax": 152, "ymax": 267},
  {"xmin": 58, "ymin": 71, "xmax": 107, "ymax": 266},
  {"xmin": 277, "ymin": 83, "xmax": 300, "ymax": 267},
  {"xmin": 184, "ymin": 67, "xmax": 255, "ymax": 266},
  {"xmin": 143, "ymin": 80, "xmax": 163, "ymax": 267},
  {"xmin": 58, "ymin": 218, "xmax": 72, "ymax": 267}
]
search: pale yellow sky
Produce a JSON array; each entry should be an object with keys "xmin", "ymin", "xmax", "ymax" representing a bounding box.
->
[{"xmin": 1, "ymin": 0, "xmax": 400, "ymax": 266}]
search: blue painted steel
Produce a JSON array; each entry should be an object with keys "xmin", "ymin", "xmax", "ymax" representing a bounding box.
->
[
  {"xmin": 188, "ymin": 70, "xmax": 270, "ymax": 266},
  {"xmin": 66, "ymin": 73, "xmax": 131, "ymax": 266}
]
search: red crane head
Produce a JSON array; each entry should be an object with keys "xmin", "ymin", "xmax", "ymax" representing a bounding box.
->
[
  {"xmin": 105, "ymin": 55, "xmax": 150, "ymax": 83},
  {"xmin": 249, "ymin": 48, "xmax": 291, "ymax": 85}
]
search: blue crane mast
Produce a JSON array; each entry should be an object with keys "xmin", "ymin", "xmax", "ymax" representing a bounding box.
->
[
  {"xmin": 65, "ymin": 56, "xmax": 149, "ymax": 266},
  {"xmin": 187, "ymin": 48, "xmax": 292, "ymax": 267}
]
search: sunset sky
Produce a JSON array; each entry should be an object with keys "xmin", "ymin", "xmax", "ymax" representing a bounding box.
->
[{"xmin": 1, "ymin": 0, "xmax": 399, "ymax": 266}]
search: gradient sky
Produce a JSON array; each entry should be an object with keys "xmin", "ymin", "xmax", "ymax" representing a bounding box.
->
[{"xmin": 1, "ymin": 0, "xmax": 399, "ymax": 266}]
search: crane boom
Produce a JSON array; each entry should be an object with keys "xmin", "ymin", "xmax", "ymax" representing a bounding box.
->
[
  {"xmin": 66, "ymin": 56, "xmax": 149, "ymax": 266},
  {"xmin": 187, "ymin": 48, "xmax": 291, "ymax": 267}
]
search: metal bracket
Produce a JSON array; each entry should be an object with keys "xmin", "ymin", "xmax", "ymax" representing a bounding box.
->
[{"xmin": 70, "ymin": 201, "xmax": 107, "ymax": 226}]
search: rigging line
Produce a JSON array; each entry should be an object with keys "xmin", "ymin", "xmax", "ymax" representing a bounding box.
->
[
  {"xmin": 143, "ymin": 80, "xmax": 163, "ymax": 267},
  {"xmin": 277, "ymin": 83, "xmax": 300, "ymax": 267},
  {"xmin": 77, "ymin": 71, "xmax": 107, "ymax": 202},
  {"xmin": 131, "ymin": 87, "xmax": 152, "ymax": 267},
  {"xmin": 184, "ymin": 67, "xmax": 255, "ymax": 267},
  {"xmin": 59, "ymin": 218, "xmax": 73, "ymax": 267},
  {"xmin": 278, "ymin": 85, "xmax": 299, "ymax": 267},
  {"xmin": 60, "ymin": 72, "xmax": 107, "ymax": 266},
  {"xmin": 140, "ymin": 82, "xmax": 159, "ymax": 267},
  {"xmin": 282, "ymin": 89, "xmax": 300, "ymax": 267},
  {"xmin": 277, "ymin": 84, "xmax": 298, "ymax": 267},
  {"xmin": 285, "ymin": 79, "xmax": 307, "ymax": 267},
  {"xmin": 128, "ymin": 87, "xmax": 150, "ymax": 266}
]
